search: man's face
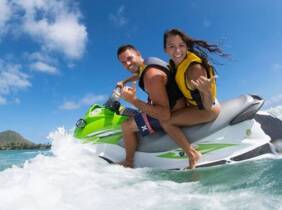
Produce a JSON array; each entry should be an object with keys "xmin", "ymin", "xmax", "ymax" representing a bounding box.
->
[{"xmin": 118, "ymin": 49, "xmax": 142, "ymax": 73}]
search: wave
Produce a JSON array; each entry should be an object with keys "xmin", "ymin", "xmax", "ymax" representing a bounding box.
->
[
  {"xmin": 0, "ymin": 106, "xmax": 282, "ymax": 210},
  {"xmin": 265, "ymin": 105, "xmax": 282, "ymax": 120}
]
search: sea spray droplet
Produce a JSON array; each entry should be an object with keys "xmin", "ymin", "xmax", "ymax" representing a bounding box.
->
[{"xmin": 47, "ymin": 127, "xmax": 91, "ymax": 158}]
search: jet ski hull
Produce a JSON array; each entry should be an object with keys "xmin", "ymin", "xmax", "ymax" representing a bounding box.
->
[{"xmin": 74, "ymin": 94, "xmax": 282, "ymax": 169}]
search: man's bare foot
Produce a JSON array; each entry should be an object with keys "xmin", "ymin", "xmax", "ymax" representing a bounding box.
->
[{"xmin": 117, "ymin": 160, "xmax": 133, "ymax": 168}]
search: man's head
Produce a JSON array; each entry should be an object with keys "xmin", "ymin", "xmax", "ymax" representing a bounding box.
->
[{"xmin": 117, "ymin": 44, "xmax": 143, "ymax": 74}]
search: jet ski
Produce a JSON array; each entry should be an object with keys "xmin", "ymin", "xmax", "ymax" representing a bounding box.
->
[{"xmin": 74, "ymin": 89, "xmax": 282, "ymax": 169}]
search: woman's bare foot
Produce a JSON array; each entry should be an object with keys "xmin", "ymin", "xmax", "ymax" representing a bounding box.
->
[
  {"xmin": 117, "ymin": 159, "xmax": 134, "ymax": 168},
  {"xmin": 186, "ymin": 148, "xmax": 201, "ymax": 169}
]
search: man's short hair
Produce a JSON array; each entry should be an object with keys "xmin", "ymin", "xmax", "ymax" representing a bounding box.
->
[{"xmin": 117, "ymin": 44, "xmax": 138, "ymax": 57}]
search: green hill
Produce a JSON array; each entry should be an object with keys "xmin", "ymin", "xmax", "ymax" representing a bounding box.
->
[
  {"xmin": 0, "ymin": 130, "xmax": 50, "ymax": 150},
  {"xmin": 0, "ymin": 130, "xmax": 33, "ymax": 145}
]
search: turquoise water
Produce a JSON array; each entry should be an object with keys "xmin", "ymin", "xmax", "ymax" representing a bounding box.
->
[
  {"xmin": 0, "ymin": 139, "xmax": 281, "ymax": 210},
  {"xmin": 0, "ymin": 149, "xmax": 51, "ymax": 171},
  {"xmin": 150, "ymin": 158, "xmax": 282, "ymax": 194}
]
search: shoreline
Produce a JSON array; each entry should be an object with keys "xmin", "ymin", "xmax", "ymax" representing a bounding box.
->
[{"xmin": 0, "ymin": 144, "xmax": 51, "ymax": 151}]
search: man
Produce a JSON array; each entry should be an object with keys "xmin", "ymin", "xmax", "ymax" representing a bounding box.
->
[{"xmin": 117, "ymin": 44, "xmax": 200, "ymax": 169}]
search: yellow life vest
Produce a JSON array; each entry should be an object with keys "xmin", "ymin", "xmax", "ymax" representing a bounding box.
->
[
  {"xmin": 138, "ymin": 63, "xmax": 146, "ymax": 78},
  {"xmin": 175, "ymin": 51, "xmax": 217, "ymax": 108}
]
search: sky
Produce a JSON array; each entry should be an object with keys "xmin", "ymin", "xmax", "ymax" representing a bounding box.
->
[{"xmin": 0, "ymin": 0, "xmax": 282, "ymax": 143}]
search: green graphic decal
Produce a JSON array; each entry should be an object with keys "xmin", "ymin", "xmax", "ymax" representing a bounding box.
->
[
  {"xmin": 77, "ymin": 129, "xmax": 122, "ymax": 145},
  {"xmin": 158, "ymin": 143, "xmax": 237, "ymax": 159}
]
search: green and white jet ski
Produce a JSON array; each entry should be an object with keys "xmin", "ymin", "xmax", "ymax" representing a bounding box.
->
[{"xmin": 74, "ymin": 89, "xmax": 282, "ymax": 169}]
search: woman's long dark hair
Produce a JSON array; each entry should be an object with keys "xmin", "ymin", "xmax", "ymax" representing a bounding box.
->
[{"xmin": 164, "ymin": 28, "xmax": 228, "ymax": 70}]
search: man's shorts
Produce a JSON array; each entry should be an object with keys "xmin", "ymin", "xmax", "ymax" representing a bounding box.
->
[{"xmin": 134, "ymin": 112, "xmax": 163, "ymax": 137}]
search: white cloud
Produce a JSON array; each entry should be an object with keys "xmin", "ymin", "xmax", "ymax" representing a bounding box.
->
[
  {"xmin": 23, "ymin": 14, "xmax": 87, "ymax": 59},
  {"xmin": 0, "ymin": 0, "xmax": 12, "ymax": 36},
  {"xmin": 0, "ymin": 61, "xmax": 31, "ymax": 105},
  {"xmin": 27, "ymin": 51, "xmax": 59, "ymax": 75},
  {"xmin": 1, "ymin": 0, "xmax": 87, "ymax": 60},
  {"xmin": 59, "ymin": 94, "xmax": 108, "ymax": 110},
  {"xmin": 28, "ymin": 51, "xmax": 55, "ymax": 63},
  {"xmin": 13, "ymin": 97, "xmax": 21, "ymax": 104},
  {"xmin": 0, "ymin": 95, "xmax": 7, "ymax": 105},
  {"xmin": 265, "ymin": 94, "xmax": 282, "ymax": 108},
  {"xmin": 109, "ymin": 5, "xmax": 128, "ymax": 27},
  {"xmin": 81, "ymin": 94, "xmax": 107, "ymax": 105},
  {"xmin": 0, "ymin": 63, "xmax": 31, "ymax": 95},
  {"xmin": 30, "ymin": 61, "xmax": 58, "ymax": 75},
  {"xmin": 59, "ymin": 101, "xmax": 80, "ymax": 110}
]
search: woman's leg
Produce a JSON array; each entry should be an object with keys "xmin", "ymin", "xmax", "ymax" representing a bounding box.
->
[
  {"xmin": 160, "ymin": 120, "xmax": 201, "ymax": 169},
  {"xmin": 171, "ymin": 103, "xmax": 221, "ymax": 126},
  {"xmin": 159, "ymin": 102, "xmax": 221, "ymax": 168}
]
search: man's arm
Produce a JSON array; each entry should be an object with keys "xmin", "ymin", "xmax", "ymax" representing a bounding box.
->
[
  {"xmin": 126, "ymin": 67, "xmax": 171, "ymax": 121},
  {"xmin": 117, "ymin": 74, "xmax": 139, "ymax": 88}
]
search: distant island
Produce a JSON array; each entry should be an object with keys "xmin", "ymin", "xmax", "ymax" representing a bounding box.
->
[{"xmin": 0, "ymin": 130, "xmax": 51, "ymax": 150}]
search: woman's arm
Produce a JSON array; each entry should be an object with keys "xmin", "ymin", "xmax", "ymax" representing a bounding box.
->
[{"xmin": 186, "ymin": 63, "xmax": 215, "ymax": 110}]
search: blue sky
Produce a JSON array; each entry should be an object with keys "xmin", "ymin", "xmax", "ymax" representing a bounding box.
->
[{"xmin": 1, "ymin": 0, "xmax": 282, "ymax": 143}]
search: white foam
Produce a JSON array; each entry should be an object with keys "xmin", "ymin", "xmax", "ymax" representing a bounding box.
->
[
  {"xmin": 266, "ymin": 105, "xmax": 282, "ymax": 120},
  {"xmin": 0, "ymin": 128, "xmax": 199, "ymax": 210}
]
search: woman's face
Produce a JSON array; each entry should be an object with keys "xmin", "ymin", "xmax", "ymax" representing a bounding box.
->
[{"xmin": 165, "ymin": 35, "xmax": 188, "ymax": 65}]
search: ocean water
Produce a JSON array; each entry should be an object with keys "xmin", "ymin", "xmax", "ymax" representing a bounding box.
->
[
  {"xmin": 0, "ymin": 150, "xmax": 51, "ymax": 172},
  {"xmin": 0, "ymin": 107, "xmax": 282, "ymax": 210}
]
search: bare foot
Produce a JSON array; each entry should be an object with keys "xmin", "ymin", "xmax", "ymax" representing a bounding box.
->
[
  {"xmin": 117, "ymin": 160, "xmax": 133, "ymax": 168},
  {"xmin": 187, "ymin": 148, "xmax": 201, "ymax": 169},
  {"xmin": 193, "ymin": 149, "xmax": 201, "ymax": 163}
]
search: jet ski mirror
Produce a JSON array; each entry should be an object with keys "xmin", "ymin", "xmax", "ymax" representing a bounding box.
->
[
  {"xmin": 103, "ymin": 87, "xmax": 121, "ymax": 114},
  {"xmin": 104, "ymin": 100, "xmax": 121, "ymax": 114}
]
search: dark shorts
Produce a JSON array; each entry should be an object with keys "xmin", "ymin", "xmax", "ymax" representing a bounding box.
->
[{"xmin": 134, "ymin": 113, "xmax": 163, "ymax": 137}]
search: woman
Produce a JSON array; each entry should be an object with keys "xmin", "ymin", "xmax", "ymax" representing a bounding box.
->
[{"xmin": 160, "ymin": 28, "xmax": 226, "ymax": 167}]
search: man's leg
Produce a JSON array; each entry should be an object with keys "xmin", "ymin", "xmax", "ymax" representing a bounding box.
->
[{"xmin": 119, "ymin": 117, "xmax": 139, "ymax": 168}]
